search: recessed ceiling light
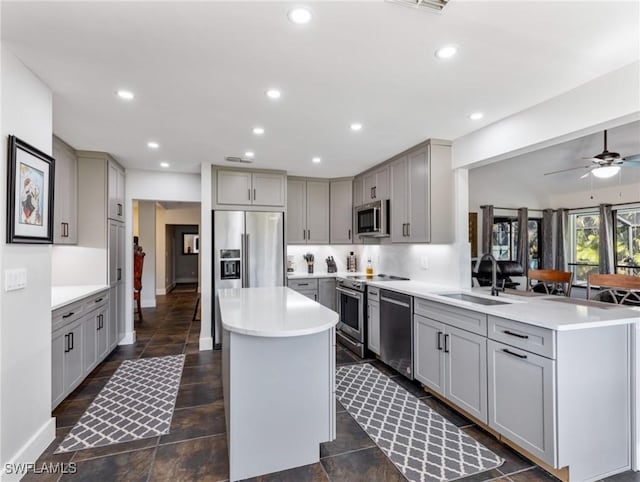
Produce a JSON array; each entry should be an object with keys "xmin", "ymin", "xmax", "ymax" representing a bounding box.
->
[
  {"xmin": 435, "ymin": 45, "xmax": 457, "ymax": 60},
  {"xmin": 160, "ymin": 162, "xmax": 170, "ymax": 168},
  {"xmin": 147, "ymin": 141, "xmax": 159, "ymax": 149},
  {"xmin": 350, "ymin": 123, "xmax": 363, "ymax": 131},
  {"xmin": 116, "ymin": 89, "xmax": 134, "ymax": 100},
  {"xmin": 252, "ymin": 127, "xmax": 265, "ymax": 135},
  {"xmin": 266, "ymin": 89, "xmax": 281, "ymax": 99},
  {"xmin": 469, "ymin": 112, "xmax": 484, "ymax": 120},
  {"xmin": 312, "ymin": 157, "xmax": 321, "ymax": 164},
  {"xmin": 288, "ymin": 7, "xmax": 312, "ymax": 25},
  {"xmin": 245, "ymin": 151, "xmax": 255, "ymax": 159},
  {"xmin": 591, "ymin": 165, "xmax": 621, "ymax": 178}
]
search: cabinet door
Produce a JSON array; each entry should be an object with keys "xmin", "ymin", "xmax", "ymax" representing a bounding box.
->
[
  {"xmin": 407, "ymin": 147, "xmax": 430, "ymax": 242},
  {"xmin": 306, "ymin": 181, "xmax": 330, "ymax": 244},
  {"xmin": 353, "ymin": 177, "xmax": 364, "ymax": 208},
  {"xmin": 363, "ymin": 172, "xmax": 377, "ymax": 201},
  {"xmin": 64, "ymin": 321, "xmax": 84, "ymax": 393},
  {"xmin": 390, "ymin": 157, "xmax": 408, "ymax": 243},
  {"xmin": 487, "ymin": 340, "xmax": 556, "ymax": 466},
  {"xmin": 108, "ymin": 286, "xmax": 118, "ymax": 351},
  {"xmin": 413, "ymin": 314, "xmax": 445, "ymax": 395},
  {"xmin": 116, "ymin": 168, "xmax": 125, "ymax": 219},
  {"xmin": 108, "ymin": 220, "xmax": 119, "ymax": 286},
  {"xmin": 51, "ymin": 330, "xmax": 66, "ymax": 408},
  {"xmin": 53, "ymin": 137, "xmax": 78, "ymax": 244},
  {"xmin": 445, "ymin": 325, "xmax": 487, "ymax": 423},
  {"xmin": 297, "ymin": 289, "xmax": 318, "ymax": 301},
  {"xmin": 217, "ymin": 170, "xmax": 253, "ymax": 205},
  {"xmin": 108, "ymin": 163, "xmax": 124, "ymax": 222},
  {"xmin": 96, "ymin": 307, "xmax": 109, "ymax": 361},
  {"xmin": 117, "ymin": 222, "xmax": 125, "ymax": 284},
  {"xmin": 318, "ymin": 278, "xmax": 336, "ymax": 311},
  {"xmin": 375, "ymin": 166, "xmax": 390, "ymax": 201},
  {"xmin": 83, "ymin": 312, "xmax": 98, "ymax": 375},
  {"xmin": 329, "ymin": 180, "xmax": 353, "ymax": 244},
  {"xmin": 286, "ymin": 179, "xmax": 307, "ymax": 244},
  {"xmin": 367, "ymin": 300, "xmax": 381, "ymax": 355},
  {"xmin": 252, "ymin": 172, "xmax": 285, "ymax": 206}
]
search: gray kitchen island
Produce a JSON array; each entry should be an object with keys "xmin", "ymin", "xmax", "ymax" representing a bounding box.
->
[{"xmin": 218, "ymin": 286, "xmax": 338, "ymax": 482}]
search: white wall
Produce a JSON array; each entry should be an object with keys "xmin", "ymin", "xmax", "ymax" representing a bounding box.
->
[
  {"xmin": 453, "ymin": 62, "xmax": 640, "ymax": 169},
  {"xmin": 138, "ymin": 201, "xmax": 156, "ymax": 308},
  {"xmin": 0, "ymin": 46, "xmax": 56, "ymax": 479},
  {"xmin": 550, "ymin": 183, "xmax": 640, "ymax": 209},
  {"xmin": 124, "ymin": 169, "xmax": 200, "ymax": 343}
]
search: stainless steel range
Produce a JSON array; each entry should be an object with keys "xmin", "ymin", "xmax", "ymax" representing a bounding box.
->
[{"xmin": 336, "ymin": 274, "xmax": 408, "ymax": 358}]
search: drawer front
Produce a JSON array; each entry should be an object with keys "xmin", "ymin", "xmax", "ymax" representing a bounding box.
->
[
  {"xmin": 52, "ymin": 301, "xmax": 85, "ymax": 332},
  {"xmin": 84, "ymin": 291, "xmax": 109, "ymax": 313},
  {"xmin": 367, "ymin": 286, "xmax": 380, "ymax": 302},
  {"xmin": 488, "ymin": 316, "xmax": 555, "ymax": 359},
  {"xmin": 288, "ymin": 279, "xmax": 319, "ymax": 291},
  {"xmin": 414, "ymin": 298, "xmax": 487, "ymax": 336}
]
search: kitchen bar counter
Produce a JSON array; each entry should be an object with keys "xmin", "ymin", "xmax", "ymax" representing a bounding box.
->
[
  {"xmin": 51, "ymin": 285, "xmax": 109, "ymax": 310},
  {"xmin": 366, "ymin": 280, "xmax": 640, "ymax": 331},
  {"xmin": 218, "ymin": 287, "xmax": 337, "ymax": 481}
]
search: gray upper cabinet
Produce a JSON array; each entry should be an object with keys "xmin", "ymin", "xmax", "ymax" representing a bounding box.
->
[
  {"xmin": 353, "ymin": 177, "xmax": 364, "ymax": 207},
  {"xmin": 286, "ymin": 178, "xmax": 329, "ymax": 244},
  {"xmin": 390, "ymin": 156, "xmax": 409, "ymax": 243},
  {"xmin": 391, "ymin": 147, "xmax": 430, "ymax": 243},
  {"xmin": 330, "ymin": 180, "xmax": 353, "ymax": 244},
  {"xmin": 53, "ymin": 136, "xmax": 78, "ymax": 244},
  {"xmin": 363, "ymin": 166, "xmax": 389, "ymax": 202},
  {"xmin": 107, "ymin": 162, "xmax": 125, "ymax": 222},
  {"xmin": 217, "ymin": 169, "xmax": 285, "ymax": 207}
]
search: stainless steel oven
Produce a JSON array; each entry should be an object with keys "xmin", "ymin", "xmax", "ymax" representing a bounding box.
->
[
  {"xmin": 355, "ymin": 199, "xmax": 389, "ymax": 238},
  {"xmin": 336, "ymin": 279, "xmax": 366, "ymax": 357}
]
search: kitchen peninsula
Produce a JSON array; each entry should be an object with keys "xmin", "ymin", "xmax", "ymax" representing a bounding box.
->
[{"xmin": 217, "ymin": 286, "xmax": 338, "ymax": 482}]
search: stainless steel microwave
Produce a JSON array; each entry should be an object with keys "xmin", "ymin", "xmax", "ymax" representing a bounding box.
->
[{"xmin": 354, "ymin": 199, "xmax": 390, "ymax": 237}]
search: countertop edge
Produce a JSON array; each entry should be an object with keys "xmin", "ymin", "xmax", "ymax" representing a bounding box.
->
[
  {"xmin": 222, "ymin": 315, "xmax": 339, "ymax": 338},
  {"xmin": 51, "ymin": 285, "xmax": 110, "ymax": 311}
]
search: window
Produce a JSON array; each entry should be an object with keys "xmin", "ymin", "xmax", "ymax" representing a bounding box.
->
[
  {"xmin": 491, "ymin": 217, "xmax": 541, "ymax": 269},
  {"xmin": 615, "ymin": 208, "xmax": 640, "ymax": 276}
]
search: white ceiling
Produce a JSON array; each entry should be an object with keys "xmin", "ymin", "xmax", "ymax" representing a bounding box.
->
[
  {"xmin": 2, "ymin": 1, "xmax": 639, "ymax": 177},
  {"xmin": 470, "ymin": 120, "xmax": 640, "ymax": 195}
]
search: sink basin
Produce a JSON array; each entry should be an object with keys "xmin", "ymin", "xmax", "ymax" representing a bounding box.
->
[{"xmin": 439, "ymin": 293, "xmax": 510, "ymax": 306}]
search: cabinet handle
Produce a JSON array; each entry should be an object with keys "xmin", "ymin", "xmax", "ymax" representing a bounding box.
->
[
  {"xmin": 253, "ymin": 188, "xmax": 256, "ymax": 201},
  {"xmin": 69, "ymin": 332, "xmax": 74, "ymax": 351},
  {"xmin": 65, "ymin": 222, "xmax": 69, "ymax": 237},
  {"xmin": 117, "ymin": 203, "xmax": 122, "ymax": 216},
  {"xmin": 373, "ymin": 186, "xmax": 376, "ymax": 199},
  {"xmin": 407, "ymin": 223, "xmax": 410, "ymax": 237},
  {"xmin": 95, "ymin": 298, "xmax": 103, "ymax": 303},
  {"xmin": 348, "ymin": 228, "xmax": 351, "ymax": 240},
  {"xmin": 503, "ymin": 348, "xmax": 527, "ymax": 359},
  {"xmin": 437, "ymin": 331, "xmax": 443, "ymax": 351},
  {"xmin": 444, "ymin": 333, "xmax": 449, "ymax": 353},
  {"xmin": 503, "ymin": 330, "xmax": 529, "ymax": 339},
  {"xmin": 303, "ymin": 229, "xmax": 306, "ymax": 240},
  {"xmin": 402, "ymin": 224, "xmax": 406, "ymax": 236},
  {"xmin": 248, "ymin": 188, "xmax": 251, "ymax": 201},
  {"xmin": 117, "ymin": 268, "xmax": 122, "ymax": 281},
  {"xmin": 62, "ymin": 312, "xmax": 75, "ymax": 319},
  {"xmin": 298, "ymin": 283, "xmax": 309, "ymax": 286},
  {"xmin": 314, "ymin": 293, "xmax": 317, "ymax": 301},
  {"xmin": 64, "ymin": 334, "xmax": 70, "ymax": 353},
  {"xmin": 307, "ymin": 229, "xmax": 311, "ymax": 239}
]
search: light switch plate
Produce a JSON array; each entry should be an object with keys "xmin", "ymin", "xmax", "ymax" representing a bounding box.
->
[{"xmin": 4, "ymin": 268, "xmax": 27, "ymax": 291}]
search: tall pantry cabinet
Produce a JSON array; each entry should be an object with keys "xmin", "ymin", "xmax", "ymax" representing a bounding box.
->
[{"xmin": 77, "ymin": 151, "xmax": 126, "ymax": 348}]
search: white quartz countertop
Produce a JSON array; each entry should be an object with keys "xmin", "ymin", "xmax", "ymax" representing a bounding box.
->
[
  {"xmin": 218, "ymin": 286, "xmax": 339, "ymax": 337},
  {"xmin": 365, "ymin": 280, "xmax": 640, "ymax": 331},
  {"xmin": 287, "ymin": 271, "xmax": 365, "ymax": 279},
  {"xmin": 51, "ymin": 285, "xmax": 110, "ymax": 311}
]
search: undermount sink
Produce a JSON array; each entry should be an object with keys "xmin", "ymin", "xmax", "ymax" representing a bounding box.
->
[{"xmin": 439, "ymin": 293, "xmax": 511, "ymax": 306}]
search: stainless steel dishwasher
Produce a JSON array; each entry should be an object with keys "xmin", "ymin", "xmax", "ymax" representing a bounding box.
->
[{"xmin": 380, "ymin": 289, "xmax": 413, "ymax": 379}]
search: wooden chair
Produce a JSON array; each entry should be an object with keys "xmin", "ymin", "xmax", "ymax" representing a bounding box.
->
[
  {"xmin": 587, "ymin": 273, "xmax": 640, "ymax": 306},
  {"xmin": 527, "ymin": 269, "xmax": 573, "ymax": 297},
  {"xmin": 134, "ymin": 248, "xmax": 145, "ymax": 321}
]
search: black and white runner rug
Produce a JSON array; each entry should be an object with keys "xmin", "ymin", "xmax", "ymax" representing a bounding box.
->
[
  {"xmin": 56, "ymin": 354, "xmax": 185, "ymax": 453},
  {"xmin": 336, "ymin": 363, "xmax": 503, "ymax": 482}
]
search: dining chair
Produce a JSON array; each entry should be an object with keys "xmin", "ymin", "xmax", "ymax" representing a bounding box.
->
[
  {"xmin": 134, "ymin": 248, "xmax": 145, "ymax": 321},
  {"xmin": 587, "ymin": 273, "xmax": 640, "ymax": 305},
  {"xmin": 527, "ymin": 269, "xmax": 573, "ymax": 297}
]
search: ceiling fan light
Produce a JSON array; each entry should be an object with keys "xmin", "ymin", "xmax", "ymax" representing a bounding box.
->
[{"xmin": 591, "ymin": 165, "xmax": 621, "ymax": 179}]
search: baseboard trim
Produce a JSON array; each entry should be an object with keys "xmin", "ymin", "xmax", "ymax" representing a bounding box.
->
[
  {"xmin": 119, "ymin": 330, "xmax": 136, "ymax": 345},
  {"xmin": 141, "ymin": 299, "xmax": 156, "ymax": 308},
  {"xmin": 156, "ymin": 288, "xmax": 166, "ymax": 295},
  {"xmin": 199, "ymin": 337, "xmax": 213, "ymax": 351},
  {"xmin": 0, "ymin": 417, "xmax": 56, "ymax": 481}
]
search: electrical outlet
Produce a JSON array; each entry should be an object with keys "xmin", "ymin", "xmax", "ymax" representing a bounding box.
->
[
  {"xmin": 420, "ymin": 257, "xmax": 429, "ymax": 270},
  {"xmin": 4, "ymin": 268, "xmax": 27, "ymax": 291}
]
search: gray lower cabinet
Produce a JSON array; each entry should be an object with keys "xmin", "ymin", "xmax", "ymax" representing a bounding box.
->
[
  {"xmin": 414, "ymin": 314, "xmax": 486, "ymax": 422},
  {"xmin": 62, "ymin": 319, "xmax": 84, "ymax": 397},
  {"xmin": 487, "ymin": 339, "xmax": 555, "ymax": 466},
  {"xmin": 298, "ymin": 289, "xmax": 318, "ymax": 301},
  {"xmin": 318, "ymin": 278, "xmax": 336, "ymax": 311},
  {"xmin": 367, "ymin": 300, "xmax": 380, "ymax": 355}
]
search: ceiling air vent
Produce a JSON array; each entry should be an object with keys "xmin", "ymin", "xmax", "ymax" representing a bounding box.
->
[
  {"xmin": 387, "ymin": 0, "xmax": 449, "ymax": 12},
  {"xmin": 224, "ymin": 156, "xmax": 253, "ymax": 164}
]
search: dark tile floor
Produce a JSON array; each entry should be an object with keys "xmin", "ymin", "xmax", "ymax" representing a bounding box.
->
[{"xmin": 28, "ymin": 289, "xmax": 637, "ymax": 482}]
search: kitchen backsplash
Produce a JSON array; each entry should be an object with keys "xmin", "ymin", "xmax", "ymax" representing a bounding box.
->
[{"xmin": 287, "ymin": 243, "xmax": 469, "ymax": 288}]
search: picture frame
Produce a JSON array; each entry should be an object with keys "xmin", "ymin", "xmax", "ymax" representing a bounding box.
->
[
  {"xmin": 6, "ymin": 135, "xmax": 55, "ymax": 244},
  {"xmin": 182, "ymin": 233, "xmax": 199, "ymax": 255}
]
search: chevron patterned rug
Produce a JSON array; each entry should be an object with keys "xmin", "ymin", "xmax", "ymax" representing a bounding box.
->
[
  {"xmin": 56, "ymin": 354, "xmax": 185, "ymax": 453},
  {"xmin": 336, "ymin": 363, "xmax": 503, "ymax": 482}
]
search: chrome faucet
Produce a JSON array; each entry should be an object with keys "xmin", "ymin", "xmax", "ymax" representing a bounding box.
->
[{"xmin": 473, "ymin": 253, "xmax": 505, "ymax": 296}]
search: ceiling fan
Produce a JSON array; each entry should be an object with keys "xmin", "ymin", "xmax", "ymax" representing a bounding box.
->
[{"xmin": 544, "ymin": 130, "xmax": 640, "ymax": 179}]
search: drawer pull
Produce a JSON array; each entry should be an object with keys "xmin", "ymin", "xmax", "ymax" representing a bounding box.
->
[
  {"xmin": 95, "ymin": 298, "xmax": 103, "ymax": 303},
  {"xmin": 437, "ymin": 331, "xmax": 443, "ymax": 351},
  {"xmin": 444, "ymin": 333, "xmax": 450, "ymax": 353},
  {"xmin": 503, "ymin": 348, "xmax": 527, "ymax": 359},
  {"xmin": 62, "ymin": 312, "xmax": 75, "ymax": 319},
  {"xmin": 298, "ymin": 283, "xmax": 309, "ymax": 286},
  {"xmin": 64, "ymin": 334, "xmax": 70, "ymax": 353},
  {"xmin": 504, "ymin": 330, "xmax": 529, "ymax": 339}
]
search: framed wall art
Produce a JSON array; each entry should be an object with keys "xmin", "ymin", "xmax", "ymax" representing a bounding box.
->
[{"xmin": 6, "ymin": 135, "xmax": 55, "ymax": 243}]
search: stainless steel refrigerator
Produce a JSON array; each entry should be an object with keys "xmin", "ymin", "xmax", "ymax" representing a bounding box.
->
[{"xmin": 213, "ymin": 210, "xmax": 284, "ymax": 346}]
